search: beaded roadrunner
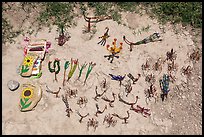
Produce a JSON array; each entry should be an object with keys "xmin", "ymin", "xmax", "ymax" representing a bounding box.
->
[{"xmin": 123, "ymin": 33, "xmax": 162, "ymax": 51}]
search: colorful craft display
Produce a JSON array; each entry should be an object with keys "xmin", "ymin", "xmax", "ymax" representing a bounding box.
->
[
  {"xmin": 48, "ymin": 58, "xmax": 61, "ymax": 82},
  {"xmin": 23, "ymin": 37, "xmax": 51, "ymax": 60},
  {"xmin": 20, "ymin": 37, "xmax": 51, "ymax": 78},
  {"xmin": 19, "ymin": 83, "xmax": 42, "ymax": 112},
  {"xmin": 67, "ymin": 58, "xmax": 79, "ymax": 81}
]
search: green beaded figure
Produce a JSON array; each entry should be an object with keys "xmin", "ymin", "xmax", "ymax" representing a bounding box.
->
[
  {"xmin": 48, "ymin": 58, "xmax": 60, "ymax": 82},
  {"xmin": 84, "ymin": 62, "xmax": 96, "ymax": 85}
]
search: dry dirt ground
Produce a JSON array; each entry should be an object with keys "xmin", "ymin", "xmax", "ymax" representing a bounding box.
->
[{"xmin": 2, "ymin": 3, "xmax": 202, "ymax": 135}]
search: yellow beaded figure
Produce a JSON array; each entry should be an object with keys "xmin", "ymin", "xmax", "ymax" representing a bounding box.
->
[{"xmin": 104, "ymin": 38, "xmax": 123, "ymax": 63}]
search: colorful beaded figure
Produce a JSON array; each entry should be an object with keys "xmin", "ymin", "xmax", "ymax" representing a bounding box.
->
[
  {"xmin": 98, "ymin": 27, "xmax": 110, "ymax": 46},
  {"xmin": 159, "ymin": 74, "xmax": 170, "ymax": 101},
  {"xmin": 123, "ymin": 33, "xmax": 162, "ymax": 51},
  {"xmin": 109, "ymin": 74, "xmax": 126, "ymax": 86},
  {"xmin": 104, "ymin": 38, "xmax": 123, "ymax": 63},
  {"xmin": 48, "ymin": 58, "xmax": 60, "ymax": 82},
  {"xmin": 63, "ymin": 61, "xmax": 70, "ymax": 86},
  {"xmin": 67, "ymin": 58, "xmax": 78, "ymax": 82},
  {"xmin": 84, "ymin": 62, "xmax": 96, "ymax": 84}
]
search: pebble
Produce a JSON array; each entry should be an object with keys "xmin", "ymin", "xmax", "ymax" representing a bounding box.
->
[
  {"xmin": 181, "ymin": 95, "xmax": 186, "ymax": 99},
  {"xmin": 7, "ymin": 80, "xmax": 20, "ymax": 91}
]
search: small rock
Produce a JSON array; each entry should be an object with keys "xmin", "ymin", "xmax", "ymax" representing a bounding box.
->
[
  {"xmin": 7, "ymin": 80, "xmax": 20, "ymax": 91},
  {"xmin": 181, "ymin": 95, "xmax": 186, "ymax": 99}
]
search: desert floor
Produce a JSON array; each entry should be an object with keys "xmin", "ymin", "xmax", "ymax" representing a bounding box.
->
[{"xmin": 2, "ymin": 4, "xmax": 202, "ymax": 135}]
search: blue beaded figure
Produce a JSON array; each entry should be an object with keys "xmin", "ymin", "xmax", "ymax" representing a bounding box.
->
[
  {"xmin": 109, "ymin": 74, "xmax": 126, "ymax": 86},
  {"xmin": 159, "ymin": 74, "xmax": 170, "ymax": 101}
]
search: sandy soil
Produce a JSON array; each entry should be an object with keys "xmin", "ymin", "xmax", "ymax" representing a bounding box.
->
[{"xmin": 2, "ymin": 3, "xmax": 202, "ymax": 135}]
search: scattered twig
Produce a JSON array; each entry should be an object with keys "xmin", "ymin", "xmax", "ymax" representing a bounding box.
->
[
  {"xmin": 118, "ymin": 94, "xmax": 139, "ymax": 106},
  {"xmin": 145, "ymin": 74, "xmax": 156, "ymax": 85},
  {"xmin": 144, "ymin": 84, "xmax": 157, "ymax": 104},
  {"xmin": 99, "ymin": 78, "xmax": 109, "ymax": 91},
  {"xmin": 95, "ymin": 103, "xmax": 107, "ymax": 117},
  {"xmin": 77, "ymin": 96, "xmax": 88, "ymax": 108},
  {"xmin": 167, "ymin": 60, "xmax": 178, "ymax": 72},
  {"xmin": 87, "ymin": 118, "xmax": 99, "ymax": 131},
  {"xmin": 65, "ymin": 87, "xmax": 78, "ymax": 98},
  {"xmin": 46, "ymin": 85, "xmax": 61, "ymax": 98},
  {"xmin": 103, "ymin": 113, "xmax": 117, "ymax": 128},
  {"xmin": 93, "ymin": 86, "xmax": 106, "ymax": 101},
  {"xmin": 166, "ymin": 48, "xmax": 177, "ymax": 62},
  {"xmin": 121, "ymin": 80, "xmax": 132, "ymax": 97},
  {"xmin": 101, "ymin": 92, "xmax": 116, "ymax": 107},
  {"xmin": 189, "ymin": 47, "xmax": 201, "ymax": 62},
  {"xmin": 181, "ymin": 65, "xmax": 193, "ymax": 78},
  {"xmin": 152, "ymin": 57, "xmax": 163, "ymax": 73},
  {"xmin": 76, "ymin": 111, "xmax": 89, "ymax": 123},
  {"xmin": 112, "ymin": 111, "xmax": 130, "ymax": 124},
  {"xmin": 141, "ymin": 59, "xmax": 151, "ymax": 71},
  {"xmin": 62, "ymin": 94, "xmax": 73, "ymax": 117},
  {"xmin": 127, "ymin": 73, "xmax": 141, "ymax": 84}
]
